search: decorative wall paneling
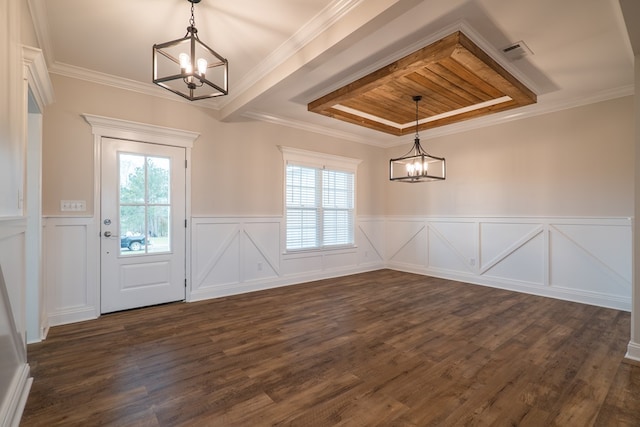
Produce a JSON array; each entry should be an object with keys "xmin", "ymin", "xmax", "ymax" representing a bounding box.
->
[
  {"xmin": 0, "ymin": 218, "xmax": 32, "ymax": 427},
  {"xmin": 386, "ymin": 216, "xmax": 631, "ymax": 311},
  {"xmin": 43, "ymin": 215, "xmax": 630, "ymax": 329},
  {"xmin": 43, "ymin": 217, "xmax": 99, "ymax": 326},
  {"xmin": 190, "ymin": 216, "xmax": 385, "ymax": 301}
]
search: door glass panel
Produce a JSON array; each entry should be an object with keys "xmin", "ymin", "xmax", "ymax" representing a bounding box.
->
[
  {"xmin": 119, "ymin": 154, "xmax": 146, "ymax": 204},
  {"xmin": 148, "ymin": 206, "xmax": 170, "ymax": 253},
  {"xmin": 118, "ymin": 152, "xmax": 172, "ymax": 256},
  {"xmin": 120, "ymin": 205, "xmax": 146, "ymax": 254},
  {"xmin": 148, "ymin": 157, "xmax": 170, "ymax": 204}
]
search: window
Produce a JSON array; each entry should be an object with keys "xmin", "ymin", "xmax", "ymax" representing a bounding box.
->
[
  {"xmin": 280, "ymin": 147, "xmax": 361, "ymax": 251},
  {"xmin": 119, "ymin": 153, "xmax": 172, "ymax": 255}
]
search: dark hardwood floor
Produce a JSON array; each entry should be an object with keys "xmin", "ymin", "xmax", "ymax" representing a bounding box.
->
[{"xmin": 22, "ymin": 270, "xmax": 640, "ymax": 426}]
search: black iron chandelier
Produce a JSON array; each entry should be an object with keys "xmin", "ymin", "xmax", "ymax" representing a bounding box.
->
[
  {"xmin": 153, "ymin": 0, "xmax": 228, "ymax": 101},
  {"xmin": 389, "ymin": 95, "xmax": 446, "ymax": 182}
]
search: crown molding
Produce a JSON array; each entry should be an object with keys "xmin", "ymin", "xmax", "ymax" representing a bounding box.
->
[
  {"xmin": 49, "ymin": 61, "xmax": 224, "ymax": 111},
  {"xmin": 245, "ymin": 84, "xmax": 634, "ymax": 148},
  {"xmin": 30, "ymin": 0, "xmax": 364, "ymax": 113},
  {"xmin": 26, "ymin": 0, "xmax": 55, "ymax": 66},
  {"xmin": 226, "ymin": 0, "xmax": 365, "ymax": 104},
  {"xmin": 242, "ymin": 110, "xmax": 389, "ymax": 148},
  {"xmin": 22, "ymin": 45, "xmax": 54, "ymax": 109},
  {"xmin": 418, "ymin": 84, "xmax": 635, "ymax": 142}
]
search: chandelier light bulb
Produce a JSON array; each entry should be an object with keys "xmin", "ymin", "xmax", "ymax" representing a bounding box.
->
[
  {"xmin": 179, "ymin": 53, "xmax": 190, "ymax": 73},
  {"xmin": 414, "ymin": 160, "xmax": 422, "ymax": 173},
  {"xmin": 197, "ymin": 58, "xmax": 207, "ymax": 77}
]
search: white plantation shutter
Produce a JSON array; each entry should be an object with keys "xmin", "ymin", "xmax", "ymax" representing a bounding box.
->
[
  {"xmin": 322, "ymin": 169, "xmax": 354, "ymax": 246},
  {"xmin": 286, "ymin": 165, "xmax": 320, "ymax": 249},
  {"xmin": 281, "ymin": 147, "xmax": 359, "ymax": 251}
]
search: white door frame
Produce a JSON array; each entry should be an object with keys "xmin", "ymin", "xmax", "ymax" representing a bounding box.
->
[
  {"xmin": 23, "ymin": 46, "xmax": 54, "ymax": 343},
  {"xmin": 83, "ymin": 114, "xmax": 199, "ymax": 317}
]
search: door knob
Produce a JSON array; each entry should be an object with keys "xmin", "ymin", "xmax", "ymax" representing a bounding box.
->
[{"xmin": 104, "ymin": 231, "xmax": 112, "ymax": 237}]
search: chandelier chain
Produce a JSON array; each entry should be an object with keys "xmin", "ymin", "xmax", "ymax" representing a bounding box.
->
[
  {"xmin": 189, "ymin": 2, "xmax": 196, "ymax": 27},
  {"xmin": 415, "ymin": 98, "xmax": 420, "ymax": 140}
]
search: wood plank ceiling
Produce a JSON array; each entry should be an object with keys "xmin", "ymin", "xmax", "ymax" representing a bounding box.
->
[{"xmin": 308, "ymin": 31, "xmax": 537, "ymax": 136}]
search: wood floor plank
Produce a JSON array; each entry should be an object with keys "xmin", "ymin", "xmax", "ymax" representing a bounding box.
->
[{"xmin": 21, "ymin": 269, "xmax": 640, "ymax": 426}]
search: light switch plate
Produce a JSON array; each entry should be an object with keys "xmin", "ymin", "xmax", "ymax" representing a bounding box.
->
[{"xmin": 60, "ymin": 200, "xmax": 86, "ymax": 211}]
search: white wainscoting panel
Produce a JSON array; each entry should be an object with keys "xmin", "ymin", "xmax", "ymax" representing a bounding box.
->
[
  {"xmin": 429, "ymin": 220, "xmax": 478, "ymax": 274},
  {"xmin": 387, "ymin": 219, "xmax": 427, "ymax": 269},
  {"xmin": 44, "ymin": 215, "xmax": 631, "ymax": 327},
  {"xmin": 549, "ymin": 220, "xmax": 631, "ymax": 307},
  {"xmin": 0, "ymin": 219, "xmax": 27, "ymax": 341},
  {"xmin": 43, "ymin": 217, "xmax": 99, "ymax": 326},
  {"xmin": 0, "ymin": 217, "xmax": 32, "ymax": 427},
  {"xmin": 386, "ymin": 217, "xmax": 632, "ymax": 311},
  {"xmin": 190, "ymin": 216, "xmax": 386, "ymax": 301},
  {"xmin": 357, "ymin": 217, "xmax": 385, "ymax": 266}
]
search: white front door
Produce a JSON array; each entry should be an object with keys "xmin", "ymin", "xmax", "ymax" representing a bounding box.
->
[{"xmin": 100, "ymin": 138, "xmax": 186, "ymax": 313}]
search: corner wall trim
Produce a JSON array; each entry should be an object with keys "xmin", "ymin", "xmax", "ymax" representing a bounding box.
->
[{"xmin": 626, "ymin": 341, "xmax": 640, "ymax": 362}]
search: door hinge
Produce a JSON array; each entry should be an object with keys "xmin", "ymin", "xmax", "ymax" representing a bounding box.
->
[
  {"xmin": 184, "ymin": 278, "xmax": 187, "ymax": 288},
  {"xmin": 185, "ymin": 219, "xmax": 187, "ymax": 228},
  {"xmin": 185, "ymin": 159, "xmax": 188, "ymax": 168}
]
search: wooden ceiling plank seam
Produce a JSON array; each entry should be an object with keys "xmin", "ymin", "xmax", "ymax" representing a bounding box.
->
[
  {"xmin": 341, "ymin": 90, "xmax": 413, "ymax": 124},
  {"xmin": 390, "ymin": 77, "xmax": 456, "ymax": 116},
  {"xmin": 437, "ymin": 57, "xmax": 505, "ymax": 100},
  {"xmin": 403, "ymin": 70, "xmax": 477, "ymax": 111},
  {"xmin": 340, "ymin": 101, "xmax": 408, "ymax": 125},
  {"xmin": 456, "ymin": 32, "xmax": 537, "ymax": 104},
  {"xmin": 451, "ymin": 48, "xmax": 535, "ymax": 105},
  {"xmin": 307, "ymin": 32, "xmax": 462, "ymax": 113},
  {"xmin": 380, "ymin": 78, "xmax": 443, "ymax": 116},
  {"xmin": 367, "ymin": 83, "xmax": 419, "ymax": 115},
  {"xmin": 424, "ymin": 62, "xmax": 488, "ymax": 104}
]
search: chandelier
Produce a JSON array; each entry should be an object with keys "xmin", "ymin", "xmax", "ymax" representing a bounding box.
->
[
  {"xmin": 153, "ymin": 0, "xmax": 228, "ymax": 101},
  {"xmin": 389, "ymin": 95, "xmax": 446, "ymax": 182}
]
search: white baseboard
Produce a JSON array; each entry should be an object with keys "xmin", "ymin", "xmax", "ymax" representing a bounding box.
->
[
  {"xmin": 189, "ymin": 263, "xmax": 383, "ymax": 302},
  {"xmin": 626, "ymin": 341, "xmax": 640, "ymax": 362},
  {"xmin": 387, "ymin": 263, "xmax": 631, "ymax": 311},
  {"xmin": 0, "ymin": 364, "xmax": 32, "ymax": 427},
  {"xmin": 48, "ymin": 306, "xmax": 98, "ymax": 327}
]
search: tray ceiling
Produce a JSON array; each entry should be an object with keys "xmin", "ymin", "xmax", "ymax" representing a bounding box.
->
[{"xmin": 308, "ymin": 31, "xmax": 537, "ymax": 136}]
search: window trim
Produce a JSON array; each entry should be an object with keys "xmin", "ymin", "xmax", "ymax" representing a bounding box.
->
[{"xmin": 279, "ymin": 146, "xmax": 362, "ymax": 254}]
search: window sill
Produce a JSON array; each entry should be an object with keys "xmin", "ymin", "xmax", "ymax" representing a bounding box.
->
[{"xmin": 283, "ymin": 245, "xmax": 357, "ymax": 258}]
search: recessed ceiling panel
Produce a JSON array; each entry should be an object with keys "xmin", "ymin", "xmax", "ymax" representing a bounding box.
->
[{"xmin": 308, "ymin": 31, "xmax": 537, "ymax": 136}]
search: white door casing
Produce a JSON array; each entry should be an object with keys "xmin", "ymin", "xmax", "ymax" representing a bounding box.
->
[
  {"xmin": 84, "ymin": 114, "xmax": 197, "ymax": 315},
  {"xmin": 101, "ymin": 138, "xmax": 186, "ymax": 313}
]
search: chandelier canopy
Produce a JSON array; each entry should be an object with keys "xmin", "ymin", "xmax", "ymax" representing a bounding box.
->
[
  {"xmin": 153, "ymin": 0, "xmax": 228, "ymax": 101},
  {"xmin": 389, "ymin": 95, "xmax": 446, "ymax": 182}
]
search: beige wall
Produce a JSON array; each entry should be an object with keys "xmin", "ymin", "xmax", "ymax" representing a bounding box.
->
[
  {"xmin": 0, "ymin": 0, "xmax": 24, "ymax": 217},
  {"xmin": 21, "ymin": 0, "xmax": 38, "ymax": 49},
  {"xmin": 385, "ymin": 96, "xmax": 634, "ymax": 217},
  {"xmin": 43, "ymin": 74, "xmax": 388, "ymax": 217},
  {"xmin": 43, "ymin": 74, "xmax": 633, "ymax": 220}
]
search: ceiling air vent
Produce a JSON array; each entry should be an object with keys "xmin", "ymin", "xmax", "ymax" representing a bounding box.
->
[{"xmin": 502, "ymin": 40, "xmax": 533, "ymax": 60}]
